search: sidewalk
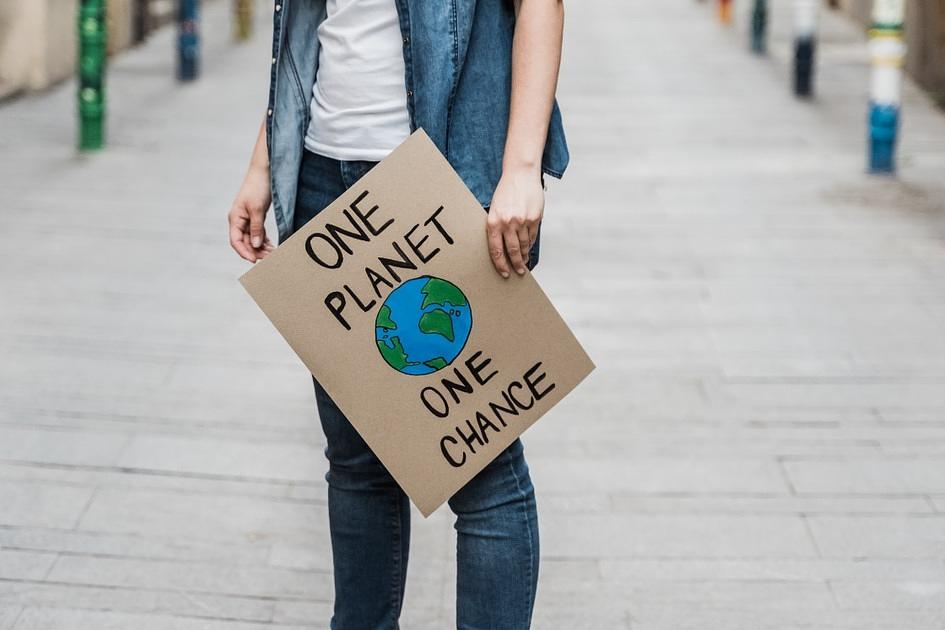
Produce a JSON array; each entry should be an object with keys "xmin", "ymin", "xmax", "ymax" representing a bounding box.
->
[{"xmin": 2, "ymin": 1, "xmax": 945, "ymax": 628}]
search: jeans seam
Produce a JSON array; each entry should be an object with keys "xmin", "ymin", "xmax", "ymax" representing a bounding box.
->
[
  {"xmin": 507, "ymin": 446, "xmax": 535, "ymax": 628},
  {"xmin": 390, "ymin": 492, "xmax": 403, "ymax": 628},
  {"xmin": 444, "ymin": 0, "xmax": 459, "ymax": 157}
]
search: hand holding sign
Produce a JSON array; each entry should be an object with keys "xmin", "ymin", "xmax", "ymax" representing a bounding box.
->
[
  {"xmin": 487, "ymin": 167, "xmax": 545, "ymax": 277},
  {"xmin": 240, "ymin": 130, "xmax": 593, "ymax": 516}
]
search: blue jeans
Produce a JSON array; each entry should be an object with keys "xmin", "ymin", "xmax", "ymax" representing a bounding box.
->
[{"xmin": 292, "ymin": 150, "xmax": 540, "ymax": 629}]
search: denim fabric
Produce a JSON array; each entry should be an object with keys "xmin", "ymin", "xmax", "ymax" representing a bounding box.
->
[
  {"xmin": 268, "ymin": 0, "xmax": 569, "ymax": 242},
  {"xmin": 294, "ymin": 150, "xmax": 540, "ymax": 629}
]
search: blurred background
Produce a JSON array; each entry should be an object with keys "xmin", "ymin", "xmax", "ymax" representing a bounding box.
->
[{"xmin": 1, "ymin": 0, "xmax": 945, "ymax": 628}]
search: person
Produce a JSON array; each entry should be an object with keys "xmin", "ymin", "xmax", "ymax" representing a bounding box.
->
[{"xmin": 227, "ymin": 1, "xmax": 568, "ymax": 627}]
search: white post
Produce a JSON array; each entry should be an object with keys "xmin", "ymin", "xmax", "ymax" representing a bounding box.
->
[{"xmin": 868, "ymin": 0, "xmax": 906, "ymax": 173}]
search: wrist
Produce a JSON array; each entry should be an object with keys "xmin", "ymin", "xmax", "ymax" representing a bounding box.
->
[
  {"xmin": 246, "ymin": 160, "xmax": 269, "ymax": 179},
  {"xmin": 501, "ymin": 159, "xmax": 541, "ymax": 180}
]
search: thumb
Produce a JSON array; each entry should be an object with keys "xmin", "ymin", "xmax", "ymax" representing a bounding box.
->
[{"xmin": 249, "ymin": 207, "xmax": 265, "ymax": 249}]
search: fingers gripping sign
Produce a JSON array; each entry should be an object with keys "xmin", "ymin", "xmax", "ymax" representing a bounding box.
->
[
  {"xmin": 486, "ymin": 168, "xmax": 545, "ymax": 278},
  {"xmin": 486, "ymin": 213, "xmax": 511, "ymax": 279},
  {"xmin": 503, "ymin": 221, "xmax": 526, "ymax": 275},
  {"xmin": 517, "ymin": 223, "xmax": 531, "ymax": 264}
]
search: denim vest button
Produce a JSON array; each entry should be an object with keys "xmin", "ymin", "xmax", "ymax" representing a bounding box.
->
[
  {"xmin": 267, "ymin": 109, "xmax": 273, "ymax": 116},
  {"xmin": 275, "ymin": 4, "xmax": 281, "ymax": 11}
]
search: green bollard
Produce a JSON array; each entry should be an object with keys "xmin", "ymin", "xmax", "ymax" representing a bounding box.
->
[{"xmin": 78, "ymin": 0, "xmax": 107, "ymax": 151}]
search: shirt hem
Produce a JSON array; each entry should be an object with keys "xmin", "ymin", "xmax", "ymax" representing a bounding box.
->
[{"xmin": 303, "ymin": 137, "xmax": 400, "ymax": 163}]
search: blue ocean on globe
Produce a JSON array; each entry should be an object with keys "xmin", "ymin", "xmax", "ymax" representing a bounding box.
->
[{"xmin": 375, "ymin": 276, "xmax": 473, "ymax": 376}]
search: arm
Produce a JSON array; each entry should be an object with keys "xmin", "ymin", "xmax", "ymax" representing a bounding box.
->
[
  {"xmin": 228, "ymin": 117, "xmax": 274, "ymax": 263},
  {"xmin": 487, "ymin": 0, "xmax": 564, "ymax": 277}
]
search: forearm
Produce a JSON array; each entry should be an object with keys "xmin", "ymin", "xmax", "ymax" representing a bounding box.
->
[
  {"xmin": 228, "ymin": 117, "xmax": 274, "ymax": 263},
  {"xmin": 247, "ymin": 117, "xmax": 270, "ymax": 174},
  {"xmin": 503, "ymin": 0, "xmax": 564, "ymax": 175}
]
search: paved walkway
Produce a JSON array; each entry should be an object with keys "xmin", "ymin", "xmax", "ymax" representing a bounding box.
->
[{"xmin": 2, "ymin": 1, "xmax": 945, "ymax": 628}]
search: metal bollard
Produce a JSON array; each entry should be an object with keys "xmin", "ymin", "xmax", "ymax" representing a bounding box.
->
[
  {"xmin": 235, "ymin": 0, "xmax": 253, "ymax": 41},
  {"xmin": 178, "ymin": 0, "xmax": 200, "ymax": 81},
  {"xmin": 751, "ymin": 0, "xmax": 768, "ymax": 54},
  {"xmin": 793, "ymin": 0, "xmax": 818, "ymax": 98},
  {"xmin": 132, "ymin": 0, "xmax": 149, "ymax": 44},
  {"xmin": 718, "ymin": 0, "xmax": 733, "ymax": 24},
  {"xmin": 78, "ymin": 0, "xmax": 107, "ymax": 150},
  {"xmin": 868, "ymin": 0, "xmax": 906, "ymax": 173}
]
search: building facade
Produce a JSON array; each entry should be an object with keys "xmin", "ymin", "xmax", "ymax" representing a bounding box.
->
[{"xmin": 0, "ymin": 0, "xmax": 173, "ymax": 98}]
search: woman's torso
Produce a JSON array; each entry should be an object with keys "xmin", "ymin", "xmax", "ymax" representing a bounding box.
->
[
  {"xmin": 304, "ymin": 0, "xmax": 411, "ymax": 161},
  {"xmin": 266, "ymin": 0, "xmax": 569, "ymax": 243}
]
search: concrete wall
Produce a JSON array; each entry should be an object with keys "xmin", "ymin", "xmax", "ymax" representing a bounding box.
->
[
  {"xmin": 904, "ymin": 0, "xmax": 945, "ymax": 101},
  {"xmin": 837, "ymin": 0, "xmax": 945, "ymax": 102},
  {"xmin": 0, "ymin": 0, "xmax": 135, "ymax": 98}
]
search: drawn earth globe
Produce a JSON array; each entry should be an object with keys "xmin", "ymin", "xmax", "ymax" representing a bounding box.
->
[{"xmin": 374, "ymin": 276, "xmax": 473, "ymax": 376}]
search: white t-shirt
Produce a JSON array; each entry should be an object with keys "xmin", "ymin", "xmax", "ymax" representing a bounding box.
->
[{"xmin": 304, "ymin": 0, "xmax": 411, "ymax": 161}]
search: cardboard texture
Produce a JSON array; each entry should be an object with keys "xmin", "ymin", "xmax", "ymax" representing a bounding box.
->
[{"xmin": 240, "ymin": 130, "xmax": 594, "ymax": 516}]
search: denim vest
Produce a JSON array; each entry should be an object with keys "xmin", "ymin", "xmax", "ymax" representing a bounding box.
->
[{"xmin": 266, "ymin": 0, "xmax": 569, "ymax": 242}]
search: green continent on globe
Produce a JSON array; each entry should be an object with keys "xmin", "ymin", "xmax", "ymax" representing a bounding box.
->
[
  {"xmin": 420, "ymin": 277, "xmax": 468, "ymax": 310},
  {"xmin": 376, "ymin": 304, "xmax": 397, "ymax": 330},
  {"xmin": 424, "ymin": 357, "xmax": 448, "ymax": 370},
  {"xmin": 376, "ymin": 336, "xmax": 416, "ymax": 371},
  {"xmin": 418, "ymin": 308, "xmax": 454, "ymax": 342}
]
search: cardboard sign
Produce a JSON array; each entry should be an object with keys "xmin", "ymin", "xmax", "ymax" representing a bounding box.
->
[{"xmin": 240, "ymin": 130, "xmax": 594, "ymax": 516}]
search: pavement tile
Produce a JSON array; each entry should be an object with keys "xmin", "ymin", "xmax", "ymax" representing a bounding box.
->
[
  {"xmin": 529, "ymin": 456, "xmax": 790, "ymax": 494},
  {"xmin": 0, "ymin": 551, "xmax": 57, "ymax": 582},
  {"xmin": 0, "ymin": 582, "xmax": 274, "ymax": 623},
  {"xmin": 830, "ymin": 580, "xmax": 945, "ymax": 611},
  {"xmin": 116, "ymin": 434, "xmax": 323, "ymax": 482},
  {"xmin": 0, "ymin": 427, "xmax": 128, "ymax": 469},
  {"xmin": 45, "ymin": 555, "xmax": 331, "ymax": 600},
  {"xmin": 607, "ymin": 495, "xmax": 934, "ymax": 516},
  {"xmin": 0, "ymin": 609, "xmax": 21, "ymax": 630},
  {"xmin": 76, "ymin": 487, "xmax": 327, "ymax": 542},
  {"xmin": 807, "ymin": 515, "xmax": 945, "ymax": 559},
  {"xmin": 599, "ymin": 558, "xmax": 945, "ymax": 582},
  {"xmin": 10, "ymin": 608, "xmax": 310, "ymax": 630},
  {"xmin": 541, "ymin": 513, "xmax": 818, "ymax": 558},
  {"xmin": 0, "ymin": 526, "xmax": 271, "ymax": 565},
  {"xmin": 783, "ymin": 458, "xmax": 945, "ymax": 494},
  {"xmin": 0, "ymin": 482, "xmax": 95, "ymax": 530}
]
